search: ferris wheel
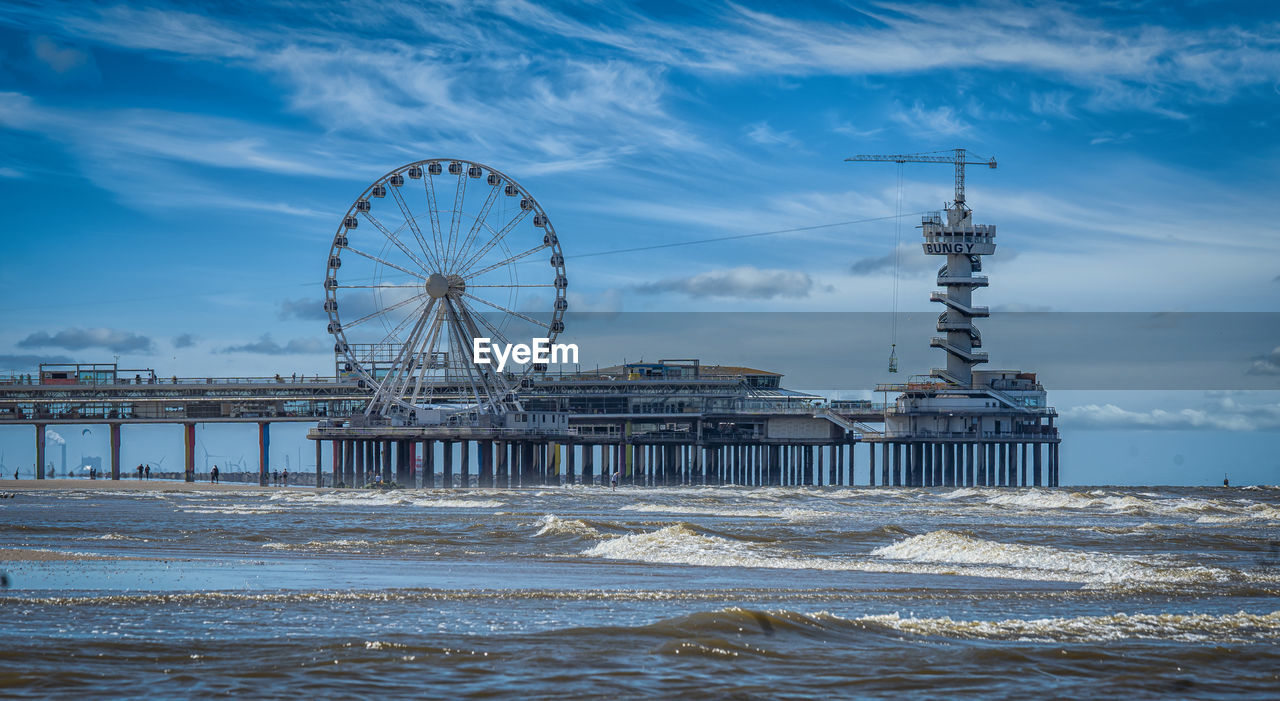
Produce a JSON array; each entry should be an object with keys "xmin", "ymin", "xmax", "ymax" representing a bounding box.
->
[{"xmin": 323, "ymin": 159, "xmax": 567, "ymax": 419}]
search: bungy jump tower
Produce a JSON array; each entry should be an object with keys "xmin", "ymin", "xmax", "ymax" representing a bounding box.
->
[{"xmin": 848, "ymin": 149, "xmax": 1061, "ymax": 487}]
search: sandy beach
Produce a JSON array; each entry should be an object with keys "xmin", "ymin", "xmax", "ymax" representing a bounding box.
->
[{"xmin": 0, "ymin": 479, "xmax": 295, "ymax": 492}]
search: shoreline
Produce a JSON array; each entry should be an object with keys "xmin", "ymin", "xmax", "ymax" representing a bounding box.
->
[{"xmin": 0, "ymin": 479, "xmax": 295, "ymax": 492}]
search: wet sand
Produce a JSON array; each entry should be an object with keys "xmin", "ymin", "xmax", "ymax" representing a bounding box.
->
[
  {"xmin": 0, "ymin": 548, "xmax": 138, "ymax": 562},
  {"xmin": 0, "ymin": 479, "xmax": 297, "ymax": 492}
]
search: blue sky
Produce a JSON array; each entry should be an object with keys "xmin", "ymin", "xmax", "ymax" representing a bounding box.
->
[{"xmin": 1, "ymin": 1, "xmax": 1278, "ymax": 484}]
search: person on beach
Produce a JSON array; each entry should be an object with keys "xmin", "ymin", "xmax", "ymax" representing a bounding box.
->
[
  {"xmin": 610, "ymin": 469, "xmax": 619, "ymax": 490},
  {"xmin": 144, "ymin": 464, "xmax": 150, "ymax": 480},
  {"xmin": 136, "ymin": 464, "xmax": 143, "ymax": 480},
  {"xmin": 281, "ymin": 469, "xmax": 288, "ymax": 486},
  {"xmin": 211, "ymin": 465, "xmax": 219, "ymax": 484}
]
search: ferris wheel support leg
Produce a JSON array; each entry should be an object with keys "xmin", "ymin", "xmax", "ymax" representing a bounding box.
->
[
  {"xmin": 459, "ymin": 440, "xmax": 470, "ymax": 489},
  {"xmin": 441, "ymin": 441, "xmax": 454, "ymax": 488},
  {"xmin": 110, "ymin": 423, "xmax": 122, "ymax": 481},
  {"xmin": 255, "ymin": 422, "xmax": 269, "ymax": 486}
]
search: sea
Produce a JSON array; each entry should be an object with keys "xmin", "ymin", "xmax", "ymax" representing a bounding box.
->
[{"xmin": 1, "ymin": 484, "xmax": 1278, "ymax": 698}]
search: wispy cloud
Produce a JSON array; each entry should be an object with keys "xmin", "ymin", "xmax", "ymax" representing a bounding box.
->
[
  {"xmin": 172, "ymin": 333, "xmax": 198, "ymax": 349},
  {"xmin": 220, "ymin": 335, "xmax": 328, "ymax": 355},
  {"xmin": 30, "ymin": 35, "xmax": 95, "ymax": 75},
  {"xmin": 745, "ymin": 121, "xmax": 799, "ymax": 147},
  {"xmin": 849, "ymin": 242, "xmax": 935, "ymax": 276},
  {"xmin": 891, "ymin": 102, "xmax": 972, "ymax": 137},
  {"xmin": 634, "ymin": 266, "xmax": 814, "ymax": 299},
  {"xmin": 1247, "ymin": 346, "xmax": 1280, "ymax": 376},
  {"xmin": 0, "ymin": 353, "xmax": 75, "ymax": 370},
  {"xmin": 1061, "ymin": 396, "xmax": 1280, "ymax": 431}
]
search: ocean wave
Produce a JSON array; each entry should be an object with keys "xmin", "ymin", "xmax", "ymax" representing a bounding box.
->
[
  {"xmin": 617, "ymin": 502, "xmax": 840, "ymax": 522},
  {"xmin": 1194, "ymin": 503, "xmax": 1280, "ymax": 524},
  {"xmin": 870, "ymin": 530, "xmax": 1231, "ymax": 588},
  {"xmin": 581, "ymin": 524, "xmax": 835, "ymax": 571},
  {"xmin": 577, "ymin": 523, "xmax": 1260, "ymax": 588},
  {"xmin": 985, "ymin": 489, "xmax": 1101, "ymax": 510},
  {"xmin": 264, "ymin": 491, "xmax": 504, "ymax": 509},
  {"xmin": 852, "ymin": 609, "xmax": 1280, "ymax": 643},
  {"xmin": 636, "ymin": 607, "xmax": 1280, "ymax": 646},
  {"xmin": 87, "ymin": 533, "xmax": 150, "ymax": 542},
  {"xmin": 180, "ymin": 506, "xmax": 286, "ymax": 515},
  {"xmin": 533, "ymin": 514, "xmax": 603, "ymax": 539}
]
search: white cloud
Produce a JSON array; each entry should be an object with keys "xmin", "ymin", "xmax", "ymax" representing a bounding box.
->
[
  {"xmin": 220, "ymin": 335, "xmax": 329, "ymax": 355},
  {"xmin": 1061, "ymin": 397, "xmax": 1280, "ymax": 431},
  {"xmin": 891, "ymin": 102, "xmax": 972, "ymax": 137},
  {"xmin": 634, "ymin": 266, "xmax": 814, "ymax": 299},
  {"xmin": 745, "ymin": 121, "xmax": 799, "ymax": 147},
  {"xmin": 17, "ymin": 327, "xmax": 154, "ymax": 353},
  {"xmin": 1248, "ymin": 346, "xmax": 1280, "ymax": 376}
]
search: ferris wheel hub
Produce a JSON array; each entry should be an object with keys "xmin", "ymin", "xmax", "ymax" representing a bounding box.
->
[{"xmin": 426, "ymin": 272, "xmax": 450, "ymax": 299}]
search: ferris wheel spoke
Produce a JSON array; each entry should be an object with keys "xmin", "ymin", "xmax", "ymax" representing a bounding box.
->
[
  {"xmin": 341, "ymin": 292, "xmax": 428, "ymax": 330},
  {"xmin": 409, "ymin": 307, "xmax": 448, "ymax": 407},
  {"xmin": 454, "ymin": 301, "xmax": 512, "ymax": 409},
  {"xmin": 388, "ymin": 184, "xmax": 441, "ymax": 270},
  {"xmin": 335, "ymin": 284, "xmax": 423, "ymax": 289},
  {"xmin": 424, "ymin": 174, "xmax": 445, "ymax": 259},
  {"xmin": 464, "ymin": 243, "xmax": 548, "ymax": 280},
  {"xmin": 446, "ymin": 173, "xmax": 467, "ymax": 268},
  {"xmin": 353, "ymin": 298, "xmax": 426, "ymax": 364},
  {"xmin": 466, "ymin": 301, "xmax": 515, "ymax": 348},
  {"xmin": 453, "ymin": 183, "xmax": 501, "ymax": 268},
  {"xmin": 461, "ymin": 292, "xmax": 551, "ymax": 329},
  {"xmin": 344, "ymin": 245, "xmax": 428, "ymax": 281},
  {"xmin": 370, "ymin": 299, "xmax": 435, "ymax": 408},
  {"xmin": 361, "ymin": 211, "xmax": 431, "ymax": 274},
  {"xmin": 378, "ymin": 299, "xmax": 438, "ymax": 406},
  {"xmin": 457, "ymin": 209, "xmax": 531, "ymax": 274},
  {"xmin": 442, "ymin": 299, "xmax": 488, "ymax": 409},
  {"xmin": 468, "ymin": 284, "xmax": 553, "ymax": 288}
]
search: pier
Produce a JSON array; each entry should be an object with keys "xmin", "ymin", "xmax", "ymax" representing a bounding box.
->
[{"xmin": 0, "ymin": 152, "xmax": 1061, "ymax": 487}]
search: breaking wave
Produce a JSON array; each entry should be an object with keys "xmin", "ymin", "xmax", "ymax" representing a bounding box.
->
[{"xmin": 624, "ymin": 607, "xmax": 1280, "ymax": 646}]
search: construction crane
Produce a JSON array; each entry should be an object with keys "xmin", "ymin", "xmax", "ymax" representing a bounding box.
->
[{"xmin": 844, "ymin": 148, "xmax": 996, "ymax": 208}]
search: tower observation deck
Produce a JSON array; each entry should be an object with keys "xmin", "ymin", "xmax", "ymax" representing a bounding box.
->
[{"xmin": 848, "ymin": 149, "xmax": 1062, "ymax": 487}]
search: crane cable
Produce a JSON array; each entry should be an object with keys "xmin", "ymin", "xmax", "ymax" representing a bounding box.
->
[{"xmin": 888, "ymin": 162, "xmax": 903, "ymax": 372}]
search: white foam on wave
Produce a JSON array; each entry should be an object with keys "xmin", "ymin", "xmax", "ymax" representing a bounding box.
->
[
  {"xmin": 617, "ymin": 502, "xmax": 839, "ymax": 521},
  {"xmin": 578, "ymin": 524, "xmax": 1268, "ymax": 589},
  {"xmin": 534, "ymin": 514, "xmax": 602, "ymax": 539},
  {"xmin": 985, "ymin": 489, "xmax": 1099, "ymax": 510},
  {"xmin": 410, "ymin": 498, "xmax": 505, "ymax": 508},
  {"xmin": 266, "ymin": 491, "xmax": 503, "ymax": 509},
  {"xmin": 941, "ymin": 488, "xmax": 983, "ymax": 499},
  {"xmin": 262, "ymin": 539, "xmax": 375, "ymax": 550},
  {"xmin": 1195, "ymin": 503, "xmax": 1280, "ymax": 524},
  {"xmin": 842, "ymin": 609, "xmax": 1280, "ymax": 643},
  {"xmin": 581, "ymin": 524, "xmax": 822, "ymax": 570},
  {"xmin": 870, "ymin": 530, "xmax": 1230, "ymax": 588},
  {"xmin": 972, "ymin": 488, "xmax": 1280, "ymax": 524},
  {"xmin": 180, "ymin": 505, "xmax": 285, "ymax": 515},
  {"xmin": 88, "ymin": 533, "xmax": 149, "ymax": 542}
]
